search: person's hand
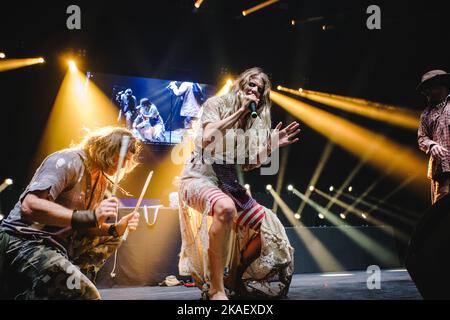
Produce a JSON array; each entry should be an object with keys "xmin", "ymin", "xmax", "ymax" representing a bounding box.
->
[
  {"xmin": 168, "ymin": 81, "xmax": 177, "ymax": 89},
  {"xmin": 116, "ymin": 211, "xmax": 140, "ymax": 235},
  {"xmin": 271, "ymin": 122, "xmax": 301, "ymax": 149},
  {"xmin": 431, "ymin": 144, "xmax": 448, "ymax": 159},
  {"xmin": 95, "ymin": 198, "xmax": 118, "ymax": 225},
  {"xmin": 238, "ymin": 91, "xmax": 259, "ymax": 116}
]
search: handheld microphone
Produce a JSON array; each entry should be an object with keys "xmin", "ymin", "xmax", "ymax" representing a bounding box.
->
[{"xmin": 248, "ymin": 101, "xmax": 258, "ymax": 118}]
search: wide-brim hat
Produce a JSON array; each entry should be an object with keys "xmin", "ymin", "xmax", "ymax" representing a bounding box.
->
[
  {"xmin": 140, "ymin": 104, "xmax": 158, "ymax": 118},
  {"xmin": 416, "ymin": 69, "xmax": 450, "ymax": 92}
]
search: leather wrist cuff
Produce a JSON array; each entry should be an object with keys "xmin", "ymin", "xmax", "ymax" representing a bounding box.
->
[{"xmin": 72, "ymin": 210, "xmax": 98, "ymax": 229}]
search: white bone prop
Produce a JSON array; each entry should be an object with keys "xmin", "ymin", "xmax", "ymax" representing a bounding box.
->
[
  {"xmin": 109, "ymin": 135, "xmax": 130, "ymax": 278},
  {"xmin": 111, "ymin": 135, "xmax": 131, "ymax": 199},
  {"xmin": 122, "ymin": 170, "xmax": 153, "ymax": 241}
]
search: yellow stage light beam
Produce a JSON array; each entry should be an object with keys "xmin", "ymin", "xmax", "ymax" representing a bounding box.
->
[
  {"xmin": 194, "ymin": 0, "xmax": 204, "ymax": 9},
  {"xmin": 0, "ymin": 57, "xmax": 45, "ymax": 72},
  {"xmin": 365, "ymin": 174, "xmax": 418, "ymax": 218},
  {"xmin": 273, "ymin": 145, "xmax": 290, "ymax": 214},
  {"xmin": 341, "ymin": 158, "xmax": 409, "ymax": 220},
  {"xmin": 291, "ymin": 187, "xmax": 399, "ymax": 265},
  {"xmin": 68, "ymin": 60, "xmax": 77, "ymax": 72},
  {"xmin": 314, "ymin": 188, "xmax": 410, "ymax": 243},
  {"xmin": 325, "ymin": 160, "xmax": 364, "ymax": 212},
  {"xmin": 341, "ymin": 174, "xmax": 386, "ymax": 218},
  {"xmin": 324, "ymin": 144, "xmax": 380, "ymax": 212},
  {"xmin": 277, "ymin": 86, "xmax": 420, "ymax": 130},
  {"xmin": 269, "ymin": 188, "xmax": 344, "ymax": 272},
  {"xmin": 297, "ymin": 141, "xmax": 334, "ymax": 216},
  {"xmin": 215, "ymin": 78, "xmax": 233, "ymax": 96},
  {"xmin": 270, "ymin": 91, "xmax": 428, "ymax": 195},
  {"xmin": 0, "ymin": 178, "xmax": 14, "ymax": 193},
  {"xmin": 340, "ymin": 190, "xmax": 415, "ymax": 227},
  {"xmin": 35, "ymin": 67, "xmax": 123, "ymax": 167},
  {"xmin": 242, "ymin": 0, "xmax": 279, "ymax": 16}
]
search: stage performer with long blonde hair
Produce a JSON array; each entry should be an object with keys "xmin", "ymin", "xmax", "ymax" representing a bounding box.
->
[{"xmin": 178, "ymin": 67, "xmax": 300, "ymax": 300}]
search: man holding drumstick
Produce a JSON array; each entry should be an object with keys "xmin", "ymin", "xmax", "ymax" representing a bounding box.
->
[{"xmin": 0, "ymin": 127, "xmax": 142, "ymax": 299}]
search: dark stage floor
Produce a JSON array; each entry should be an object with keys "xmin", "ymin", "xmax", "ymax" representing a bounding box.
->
[{"xmin": 99, "ymin": 269, "xmax": 422, "ymax": 300}]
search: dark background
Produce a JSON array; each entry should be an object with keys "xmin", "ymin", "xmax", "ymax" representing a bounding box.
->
[{"xmin": 0, "ymin": 1, "xmax": 449, "ymax": 257}]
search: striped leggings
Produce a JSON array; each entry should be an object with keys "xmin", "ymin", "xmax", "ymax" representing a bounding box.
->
[{"xmin": 182, "ymin": 184, "xmax": 265, "ymax": 230}]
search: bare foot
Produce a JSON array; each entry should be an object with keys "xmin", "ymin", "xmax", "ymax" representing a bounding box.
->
[{"xmin": 209, "ymin": 290, "xmax": 229, "ymax": 300}]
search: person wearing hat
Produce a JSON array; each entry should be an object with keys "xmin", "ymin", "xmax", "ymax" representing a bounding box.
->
[
  {"xmin": 117, "ymin": 88, "xmax": 137, "ymax": 129},
  {"xmin": 132, "ymin": 98, "xmax": 166, "ymax": 142},
  {"xmin": 417, "ymin": 70, "xmax": 450, "ymax": 204}
]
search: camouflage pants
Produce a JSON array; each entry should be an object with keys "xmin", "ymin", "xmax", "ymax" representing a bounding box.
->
[{"xmin": 2, "ymin": 232, "xmax": 121, "ymax": 300}]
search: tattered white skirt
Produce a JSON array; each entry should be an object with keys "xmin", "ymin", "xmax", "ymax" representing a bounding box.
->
[{"xmin": 178, "ymin": 176, "xmax": 294, "ymax": 298}]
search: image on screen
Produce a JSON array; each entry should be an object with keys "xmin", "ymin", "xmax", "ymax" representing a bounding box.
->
[{"xmin": 92, "ymin": 72, "xmax": 216, "ymax": 145}]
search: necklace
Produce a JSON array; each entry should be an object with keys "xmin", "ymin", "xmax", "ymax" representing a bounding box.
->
[
  {"xmin": 434, "ymin": 95, "xmax": 450, "ymax": 109},
  {"xmin": 435, "ymin": 100, "xmax": 447, "ymax": 109}
]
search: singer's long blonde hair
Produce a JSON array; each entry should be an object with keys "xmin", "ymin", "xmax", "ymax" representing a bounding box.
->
[{"xmin": 225, "ymin": 67, "xmax": 272, "ymax": 131}]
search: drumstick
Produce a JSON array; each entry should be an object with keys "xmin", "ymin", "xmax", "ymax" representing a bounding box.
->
[
  {"xmin": 110, "ymin": 135, "xmax": 130, "ymax": 228},
  {"xmin": 122, "ymin": 170, "xmax": 153, "ymax": 240},
  {"xmin": 134, "ymin": 170, "xmax": 154, "ymax": 211}
]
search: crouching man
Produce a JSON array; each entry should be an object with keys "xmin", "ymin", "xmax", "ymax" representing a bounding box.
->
[{"xmin": 0, "ymin": 127, "xmax": 142, "ymax": 299}]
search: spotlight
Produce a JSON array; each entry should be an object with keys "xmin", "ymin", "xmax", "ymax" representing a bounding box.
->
[
  {"xmin": 329, "ymin": 186, "xmax": 334, "ymax": 192},
  {"xmin": 291, "ymin": 20, "xmax": 296, "ymax": 26},
  {"xmin": 68, "ymin": 60, "xmax": 77, "ymax": 72},
  {"xmin": 266, "ymin": 184, "xmax": 272, "ymax": 191},
  {"xmin": 277, "ymin": 85, "xmax": 282, "ymax": 90},
  {"xmin": 0, "ymin": 178, "xmax": 13, "ymax": 193},
  {"xmin": 294, "ymin": 213, "xmax": 301, "ymax": 220},
  {"xmin": 309, "ymin": 185, "xmax": 315, "ymax": 192},
  {"xmin": 226, "ymin": 79, "xmax": 233, "ymax": 86},
  {"xmin": 287, "ymin": 185, "xmax": 294, "ymax": 191},
  {"xmin": 0, "ymin": 52, "xmax": 6, "ymax": 59},
  {"xmin": 340, "ymin": 213, "xmax": 346, "ymax": 220},
  {"xmin": 298, "ymin": 88, "xmax": 303, "ymax": 92},
  {"xmin": 348, "ymin": 186, "xmax": 353, "ymax": 192},
  {"xmin": 318, "ymin": 213, "xmax": 325, "ymax": 220},
  {"xmin": 242, "ymin": 0, "xmax": 279, "ymax": 17},
  {"xmin": 0, "ymin": 214, "xmax": 4, "ymax": 221},
  {"xmin": 38, "ymin": 57, "xmax": 45, "ymax": 63},
  {"xmin": 244, "ymin": 184, "xmax": 250, "ymax": 190},
  {"xmin": 361, "ymin": 213, "xmax": 367, "ymax": 219},
  {"xmin": 194, "ymin": 0, "xmax": 204, "ymax": 8}
]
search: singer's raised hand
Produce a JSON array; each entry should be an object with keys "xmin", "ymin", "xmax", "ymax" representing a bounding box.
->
[{"xmin": 271, "ymin": 121, "xmax": 301, "ymax": 149}]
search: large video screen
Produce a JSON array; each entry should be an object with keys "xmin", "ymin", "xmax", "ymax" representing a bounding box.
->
[{"xmin": 93, "ymin": 72, "xmax": 215, "ymax": 144}]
